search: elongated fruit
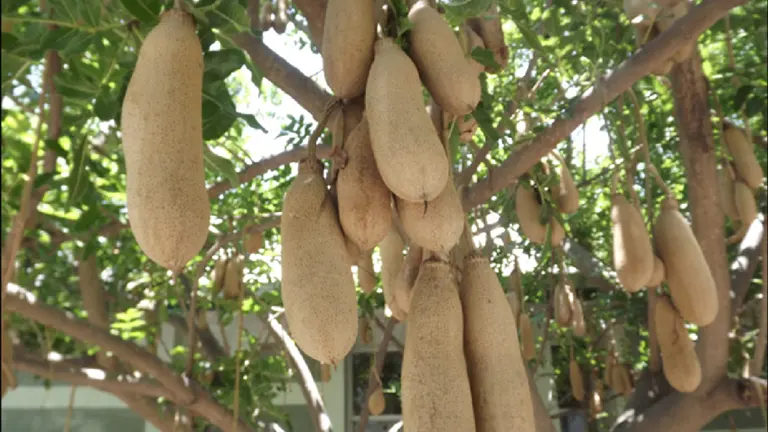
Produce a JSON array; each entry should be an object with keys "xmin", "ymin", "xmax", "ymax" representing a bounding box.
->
[
  {"xmin": 393, "ymin": 244, "xmax": 424, "ymax": 315},
  {"xmin": 281, "ymin": 159, "xmax": 357, "ymax": 365},
  {"xmin": 380, "ymin": 225, "xmax": 408, "ymax": 321},
  {"xmin": 646, "ymin": 256, "xmax": 665, "ymax": 288},
  {"xmin": 653, "ymin": 197, "xmax": 718, "ymax": 326},
  {"xmin": 655, "ymin": 295, "xmax": 701, "ymax": 393},
  {"xmin": 244, "ymin": 228, "xmax": 263, "ymax": 255},
  {"xmin": 357, "ymin": 251, "xmax": 377, "ymax": 294},
  {"xmin": 337, "ymin": 116, "xmax": 392, "ymax": 251},
  {"xmin": 571, "ymin": 298, "xmax": 587, "ymax": 337},
  {"xmin": 611, "ymin": 194, "xmax": 654, "ymax": 292},
  {"xmin": 408, "ymin": 0, "xmax": 481, "ymax": 116},
  {"xmin": 555, "ymin": 281, "xmax": 573, "ymax": 327},
  {"xmin": 467, "ymin": 3, "xmax": 509, "ymax": 73},
  {"xmin": 462, "ymin": 25, "xmax": 486, "ymax": 76},
  {"xmin": 515, "ymin": 184, "xmax": 565, "ymax": 246},
  {"xmin": 211, "ymin": 258, "xmax": 228, "ymax": 296},
  {"xmin": 402, "ymin": 259, "xmax": 476, "ymax": 431},
  {"xmin": 223, "ymin": 255, "xmax": 244, "ymax": 299},
  {"xmin": 570, "ymin": 359, "xmax": 585, "ymax": 401},
  {"xmin": 121, "ymin": 9, "xmax": 210, "ymax": 273},
  {"xmin": 519, "ymin": 313, "xmax": 536, "ymax": 361},
  {"xmin": 726, "ymin": 180, "xmax": 758, "ymax": 245},
  {"xmin": 724, "ymin": 126, "xmax": 764, "ymax": 189},
  {"xmin": 460, "ymin": 255, "xmax": 535, "ymax": 431},
  {"xmin": 366, "ymin": 38, "xmax": 450, "ymax": 202},
  {"xmin": 717, "ymin": 164, "xmax": 739, "ymax": 222},
  {"xmin": 396, "ymin": 180, "xmax": 464, "ymax": 254},
  {"xmin": 369, "ymin": 386, "xmax": 386, "ymax": 415},
  {"xmin": 322, "ymin": 0, "xmax": 375, "ymax": 99},
  {"xmin": 551, "ymin": 153, "xmax": 579, "ymax": 214}
]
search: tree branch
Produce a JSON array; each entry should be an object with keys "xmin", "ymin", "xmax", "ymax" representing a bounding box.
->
[
  {"xmin": 232, "ymin": 34, "xmax": 331, "ymax": 120},
  {"xmin": 262, "ymin": 312, "xmax": 330, "ymax": 432},
  {"xmin": 13, "ymin": 351, "xmax": 172, "ymax": 400},
  {"xmin": 357, "ymin": 318, "xmax": 397, "ymax": 432},
  {"xmin": 461, "ymin": 0, "xmax": 748, "ymax": 211},
  {"xmin": 731, "ymin": 215, "xmax": 766, "ymax": 318},
  {"xmin": 669, "ymin": 49, "xmax": 730, "ymax": 394}
]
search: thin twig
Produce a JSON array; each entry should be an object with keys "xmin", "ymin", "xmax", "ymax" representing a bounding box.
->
[{"xmin": 1, "ymin": 61, "xmax": 51, "ymax": 303}]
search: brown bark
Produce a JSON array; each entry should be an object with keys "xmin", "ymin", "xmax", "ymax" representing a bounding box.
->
[
  {"xmin": 263, "ymin": 313, "xmax": 331, "ymax": 432},
  {"xmin": 669, "ymin": 50, "xmax": 730, "ymax": 393}
]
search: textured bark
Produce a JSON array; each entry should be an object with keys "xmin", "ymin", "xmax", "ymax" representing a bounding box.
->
[{"xmin": 668, "ymin": 50, "xmax": 730, "ymax": 393}]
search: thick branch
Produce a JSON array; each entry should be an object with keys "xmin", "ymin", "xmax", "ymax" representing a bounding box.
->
[
  {"xmin": 262, "ymin": 313, "xmax": 330, "ymax": 432},
  {"xmin": 232, "ymin": 34, "xmax": 331, "ymax": 120},
  {"xmin": 731, "ymin": 215, "xmax": 766, "ymax": 317},
  {"xmin": 669, "ymin": 50, "xmax": 730, "ymax": 393},
  {"xmin": 461, "ymin": 0, "xmax": 748, "ymax": 210},
  {"xmin": 613, "ymin": 377, "xmax": 766, "ymax": 432},
  {"xmin": 207, "ymin": 145, "xmax": 331, "ymax": 198},
  {"xmin": 5, "ymin": 283, "xmax": 195, "ymax": 404},
  {"xmin": 13, "ymin": 352, "xmax": 172, "ymax": 400}
]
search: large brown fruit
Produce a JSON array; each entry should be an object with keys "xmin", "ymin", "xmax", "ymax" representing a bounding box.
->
[
  {"xmin": 462, "ymin": 25, "xmax": 487, "ymax": 76},
  {"xmin": 281, "ymin": 159, "xmax": 357, "ymax": 365},
  {"xmin": 460, "ymin": 255, "xmax": 535, "ymax": 431},
  {"xmin": 646, "ymin": 256, "xmax": 666, "ymax": 288},
  {"xmin": 243, "ymin": 229, "xmax": 264, "ymax": 255},
  {"xmin": 322, "ymin": 0, "xmax": 375, "ymax": 99},
  {"xmin": 408, "ymin": 0, "xmax": 481, "ymax": 116},
  {"xmin": 569, "ymin": 359, "xmax": 585, "ymax": 401},
  {"xmin": 611, "ymin": 194, "xmax": 654, "ymax": 292},
  {"xmin": 211, "ymin": 258, "xmax": 228, "ymax": 296},
  {"xmin": 337, "ymin": 116, "xmax": 393, "ymax": 251},
  {"xmin": 551, "ymin": 153, "xmax": 579, "ymax": 214},
  {"xmin": 519, "ymin": 313, "xmax": 536, "ymax": 361},
  {"xmin": 655, "ymin": 296, "xmax": 702, "ymax": 393},
  {"xmin": 366, "ymin": 38, "xmax": 450, "ymax": 202},
  {"xmin": 402, "ymin": 259, "xmax": 476, "ymax": 431},
  {"xmin": 466, "ymin": 3, "xmax": 509, "ymax": 73},
  {"xmin": 733, "ymin": 180, "xmax": 758, "ymax": 227},
  {"xmin": 379, "ymin": 225, "xmax": 408, "ymax": 321},
  {"xmin": 396, "ymin": 180, "xmax": 464, "ymax": 254},
  {"xmin": 515, "ymin": 184, "xmax": 565, "ymax": 246},
  {"xmin": 653, "ymin": 197, "xmax": 718, "ymax": 326},
  {"xmin": 571, "ymin": 298, "xmax": 587, "ymax": 337},
  {"xmin": 222, "ymin": 255, "xmax": 245, "ymax": 300},
  {"xmin": 393, "ymin": 244, "xmax": 424, "ymax": 315},
  {"xmin": 368, "ymin": 386, "xmax": 386, "ymax": 416},
  {"xmin": 724, "ymin": 126, "xmax": 764, "ymax": 189},
  {"xmin": 554, "ymin": 281, "xmax": 573, "ymax": 328},
  {"xmin": 717, "ymin": 164, "xmax": 739, "ymax": 222},
  {"xmin": 357, "ymin": 251, "xmax": 377, "ymax": 294},
  {"xmin": 121, "ymin": 9, "xmax": 210, "ymax": 272}
]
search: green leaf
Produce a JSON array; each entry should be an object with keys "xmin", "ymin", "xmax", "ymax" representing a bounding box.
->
[
  {"xmin": 473, "ymin": 101, "xmax": 500, "ymax": 143},
  {"xmin": 237, "ymin": 112, "xmax": 266, "ymax": 133},
  {"xmin": 119, "ymin": 0, "xmax": 162, "ymax": 24},
  {"xmin": 442, "ymin": 0, "xmax": 494, "ymax": 20},
  {"xmin": 470, "ymin": 46, "xmax": 499, "ymax": 70},
  {"xmin": 202, "ymin": 82, "xmax": 238, "ymax": 140},
  {"xmin": 204, "ymin": 49, "xmax": 247, "ymax": 82},
  {"xmin": 732, "ymin": 84, "xmax": 754, "ymax": 111},
  {"xmin": 72, "ymin": 205, "xmax": 104, "ymax": 233},
  {"xmin": 67, "ymin": 135, "xmax": 91, "ymax": 207},
  {"xmin": 53, "ymin": 72, "xmax": 99, "ymax": 101},
  {"xmin": 204, "ymin": 147, "xmax": 240, "ymax": 188},
  {"xmin": 204, "ymin": 0, "xmax": 249, "ymax": 32},
  {"xmin": 43, "ymin": 138, "xmax": 67, "ymax": 159},
  {"xmin": 745, "ymin": 95, "xmax": 764, "ymax": 118},
  {"xmin": 94, "ymin": 85, "xmax": 120, "ymax": 121},
  {"xmin": 33, "ymin": 172, "xmax": 56, "ymax": 190}
]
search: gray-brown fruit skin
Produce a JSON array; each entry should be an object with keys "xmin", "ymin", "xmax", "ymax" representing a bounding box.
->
[
  {"xmin": 655, "ymin": 296, "xmax": 702, "ymax": 393},
  {"xmin": 280, "ymin": 159, "xmax": 357, "ymax": 365},
  {"xmin": 366, "ymin": 38, "xmax": 450, "ymax": 203},
  {"xmin": 393, "ymin": 243, "xmax": 423, "ymax": 314},
  {"xmin": 653, "ymin": 198, "xmax": 718, "ymax": 327},
  {"xmin": 402, "ymin": 259, "xmax": 476, "ymax": 432},
  {"xmin": 611, "ymin": 194, "xmax": 654, "ymax": 293},
  {"xmin": 460, "ymin": 255, "xmax": 535, "ymax": 432},
  {"xmin": 322, "ymin": 0, "xmax": 376, "ymax": 99},
  {"xmin": 337, "ymin": 116, "xmax": 393, "ymax": 251},
  {"xmin": 121, "ymin": 10, "xmax": 210, "ymax": 273},
  {"xmin": 380, "ymin": 226, "xmax": 408, "ymax": 321},
  {"xmin": 395, "ymin": 179, "xmax": 464, "ymax": 254},
  {"xmin": 408, "ymin": 1, "xmax": 481, "ymax": 116}
]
